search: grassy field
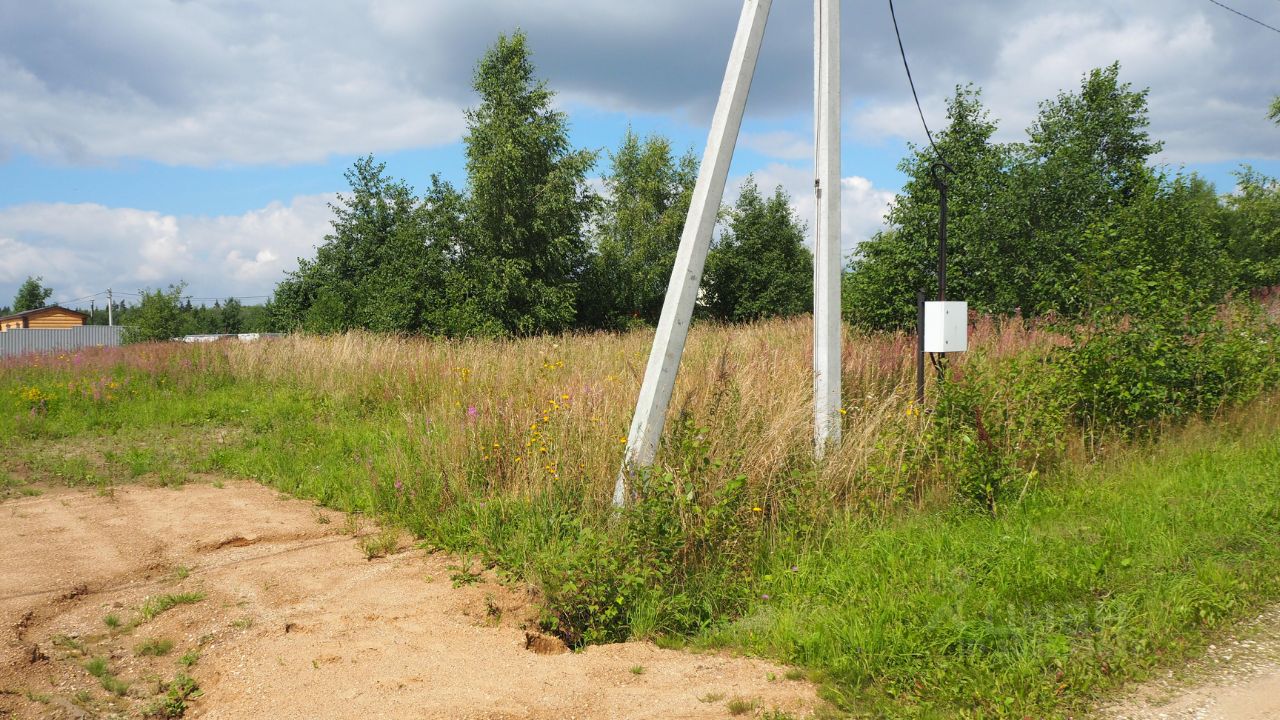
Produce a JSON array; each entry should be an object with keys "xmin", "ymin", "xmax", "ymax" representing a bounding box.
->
[{"xmin": 3, "ymin": 317, "xmax": 1280, "ymax": 718}]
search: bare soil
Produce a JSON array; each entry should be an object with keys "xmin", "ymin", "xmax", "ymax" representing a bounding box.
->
[{"xmin": 0, "ymin": 481, "xmax": 816, "ymax": 719}]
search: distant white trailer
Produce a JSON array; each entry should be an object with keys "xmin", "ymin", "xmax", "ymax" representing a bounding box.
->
[{"xmin": 177, "ymin": 333, "xmax": 283, "ymax": 344}]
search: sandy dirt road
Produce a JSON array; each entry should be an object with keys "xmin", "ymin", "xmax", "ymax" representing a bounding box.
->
[
  {"xmin": 1099, "ymin": 607, "xmax": 1280, "ymax": 720},
  {"xmin": 0, "ymin": 481, "xmax": 816, "ymax": 719}
]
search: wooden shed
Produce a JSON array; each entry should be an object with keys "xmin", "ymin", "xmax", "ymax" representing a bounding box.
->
[{"xmin": 0, "ymin": 306, "xmax": 89, "ymax": 332}]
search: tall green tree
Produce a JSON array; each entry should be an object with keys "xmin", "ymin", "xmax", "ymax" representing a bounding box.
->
[
  {"xmin": 12, "ymin": 276, "xmax": 53, "ymax": 313},
  {"xmin": 1078, "ymin": 172, "xmax": 1232, "ymax": 314},
  {"xmin": 1270, "ymin": 96, "xmax": 1279, "ymax": 124},
  {"xmin": 1222, "ymin": 168, "xmax": 1280, "ymax": 289},
  {"xmin": 845, "ymin": 86, "xmax": 1019, "ymax": 329},
  {"xmin": 702, "ymin": 177, "xmax": 812, "ymax": 322},
  {"xmin": 453, "ymin": 31, "xmax": 598, "ymax": 336},
  {"xmin": 579, "ymin": 130, "xmax": 697, "ymax": 330},
  {"xmin": 124, "ymin": 284, "xmax": 188, "ymax": 343},
  {"xmin": 1019, "ymin": 62, "xmax": 1164, "ymax": 314},
  {"xmin": 845, "ymin": 64, "xmax": 1173, "ymax": 329},
  {"xmin": 219, "ymin": 297, "xmax": 244, "ymax": 334},
  {"xmin": 272, "ymin": 157, "xmax": 450, "ymax": 334}
]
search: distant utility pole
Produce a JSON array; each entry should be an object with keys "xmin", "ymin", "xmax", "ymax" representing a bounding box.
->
[
  {"xmin": 107, "ymin": 288, "xmax": 113, "ymax": 327},
  {"xmin": 614, "ymin": 0, "xmax": 844, "ymax": 506}
]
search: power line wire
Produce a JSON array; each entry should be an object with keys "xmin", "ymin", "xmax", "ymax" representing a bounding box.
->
[
  {"xmin": 40, "ymin": 287, "xmax": 274, "ymax": 306},
  {"xmin": 1204, "ymin": 0, "xmax": 1280, "ymax": 34},
  {"xmin": 887, "ymin": 0, "xmax": 950, "ymax": 166},
  {"xmin": 56, "ymin": 290, "xmax": 109, "ymax": 306}
]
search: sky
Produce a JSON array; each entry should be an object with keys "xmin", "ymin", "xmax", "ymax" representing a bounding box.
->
[{"xmin": 1, "ymin": 0, "xmax": 1278, "ymax": 308}]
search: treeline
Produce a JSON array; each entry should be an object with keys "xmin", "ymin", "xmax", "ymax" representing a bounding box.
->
[
  {"xmin": 3, "ymin": 275, "xmax": 274, "ymax": 340},
  {"xmin": 270, "ymin": 32, "xmax": 812, "ymax": 336},
  {"xmin": 85, "ymin": 290, "xmax": 275, "ymax": 338},
  {"xmin": 275, "ymin": 35, "xmax": 1279, "ymax": 340},
  {"xmin": 847, "ymin": 64, "xmax": 1280, "ymax": 329}
]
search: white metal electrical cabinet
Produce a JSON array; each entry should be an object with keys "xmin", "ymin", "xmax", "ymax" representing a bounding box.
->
[{"xmin": 923, "ymin": 301, "xmax": 968, "ymax": 353}]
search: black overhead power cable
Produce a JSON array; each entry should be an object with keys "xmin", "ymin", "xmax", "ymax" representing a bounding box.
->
[
  {"xmin": 1205, "ymin": 0, "xmax": 1280, "ymax": 34},
  {"xmin": 887, "ymin": 0, "xmax": 950, "ymax": 167},
  {"xmin": 57, "ymin": 290, "xmax": 109, "ymax": 306}
]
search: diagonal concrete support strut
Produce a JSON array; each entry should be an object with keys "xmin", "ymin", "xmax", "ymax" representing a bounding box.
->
[{"xmin": 613, "ymin": 0, "xmax": 773, "ymax": 507}]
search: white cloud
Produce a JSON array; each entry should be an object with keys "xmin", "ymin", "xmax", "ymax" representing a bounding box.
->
[
  {"xmin": 0, "ymin": 195, "xmax": 333, "ymax": 305},
  {"xmin": 850, "ymin": 7, "xmax": 1279, "ymax": 163},
  {"xmin": 3, "ymin": 1, "xmax": 1275, "ymax": 168},
  {"xmin": 0, "ymin": 2, "xmax": 466, "ymax": 166},
  {"xmin": 740, "ymin": 130, "xmax": 812, "ymax": 161},
  {"xmin": 731, "ymin": 164, "xmax": 894, "ymax": 257}
]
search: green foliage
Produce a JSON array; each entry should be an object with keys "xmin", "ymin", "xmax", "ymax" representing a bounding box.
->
[
  {"xmin": 139, "ymin": 592, "xmax": 206, "ymax": 622},
  {"xmin": 845, "ymin": 64, "xmax": 1213, "ymax": 330},
  {"xmin": 454, "ymin": 30, "xmax": 598, "ymax": 336},
  {"xmin": 727, "ymin": 423, "xmax": 1280, "ymax": 718},
  {"xmin": 578, "ymin": 130, "xmax": 696, "ymax": 330},
  {"xmin": 846, "ymin": 85, "xmax": 1020, "ymax": 329},
  {"xmin": 84, "ymin": 657, "xmax": 130, "ymax": 696},
  {"xmin": 1270, "ymin": 96, "xmax": 1280, "ymax": 124},
  {"xmin": 1077, "ymin": 172, "xmax": 1233, "ymax": 313},
  {"xmin": 930, "ymin": 349, "xmax": 1069, "ymax": 513},
  {"xmin": 144, "ymin": 674, "xmax": 200, "ymax": 718},
  {"xmin": 1222, "ymin": 168, "xmax": 1280, "ymax": 290},
  {"xmin": 272, "ymin": 157, "xmax": 451, "ymax": 334},
  {"xmin": 124, "ymin": 284, "xmax": 189, "ymax": 343},
  {"xmin": 217, "ymin": 298, "xmax": 243, "ymax": 334},
  {"xmin": 134, "ymin": 638, "xmax": 175, "ymax": 657},
  {"xmin": 1064, "ymin": 299, "xmax": 1280, "ymax": 432},
  {"xmin": 703, "ymin": 177, "xmax": 812, "ymax": 322},
  {"xmin": 537, "ymin": 428, "xmax": 760, "ymax": 646},
  {"xmin": 12, "ymin": 275, "xmax": 53, "ymax": 313}
]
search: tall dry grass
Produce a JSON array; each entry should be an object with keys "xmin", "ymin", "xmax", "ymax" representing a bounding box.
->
[{"xmin": 198, "ymin": 314, "xmax": 1060, "ymax": 513}]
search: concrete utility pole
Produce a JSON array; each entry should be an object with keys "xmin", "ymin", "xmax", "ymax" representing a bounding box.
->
[
  {"xmin": 107, "ymin": 289, "xmax": 113, "ymax": 327},
  {"xmin": 813, "ymin": 0, "xmax": 842, "ymax": 456},
  {"xmin": 613, "ymin": 0, "xmax": 773, "ymax": 507}
]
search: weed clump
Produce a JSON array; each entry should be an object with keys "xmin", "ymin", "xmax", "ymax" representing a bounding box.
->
[
  {"xmin": 140, "ymin": 593, "xmax": 206, "ymax": 622},
  {"xmin": 135, "ymin": 638, "xmax": 174, "ymax": 657},
  {"xmin": 143, "ymin": 673, "xmax": 200, "ymax": 718},
  {"xmin": 534, "ymin": 426, "xmax": 765, "ymax": 647},
  {"xmin": 84, "ymin": 657, "xmax": 129, "ymax": 696},
  {"xmin": 359, "ymin": 528, "xmax": 399, "ymax": 559}
]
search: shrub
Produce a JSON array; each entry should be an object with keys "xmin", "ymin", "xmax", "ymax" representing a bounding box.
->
[
  {"xmin": 536, "ymin": 425, "xmax": 762, "ymax": 646},
  {"xmin": 1065, "ymin": 298, "xmax": 1280, "ymax": 434},
  {"xmin": 930, "ymin": 348, "xmax": 1070, "ymax": 513}
]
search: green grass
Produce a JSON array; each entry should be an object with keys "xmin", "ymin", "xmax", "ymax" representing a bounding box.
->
[
  {"xmin": 84, "ymin": 657, "xmax": 130, "ymax": 696},
  {"xmin": 359, "ymin": 528, "xmax": 399, "ymax": 559},
  {"xmin": 5, "ymin": 339, "xmax": 1280, "ymax": 718},
  {"xmin": 139, "ymin": 593, "xmax": 206, "ymax": 622},
  {"xmin": 135, "ymin": 638, "xmax": 175, "ymax": 657},
  {"xmin": 144, "ymin": 673, "xmax": 200, "ymax": 718},
  {"xmin": 84, "ymin": 657, "xmax": 109, "ymax": 678},
  {"xmin": 705, "ymin": 422, "xmax": 1280, "ymax": 717}
]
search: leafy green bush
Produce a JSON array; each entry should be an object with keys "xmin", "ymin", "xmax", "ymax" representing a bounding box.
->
[
  {"xmin": 1065, "ymin": 298, "xmax": 1280, "ymax": 433},
  {"xmin": 930, "ymin": 349, "xmax": 1070, "ymax": 513},
  {"xmin": 537, "ymin": 427, "xmax": 761, "ymax": 646}
]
